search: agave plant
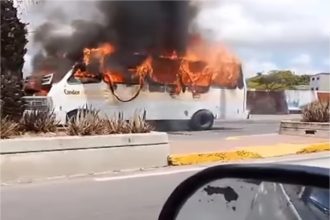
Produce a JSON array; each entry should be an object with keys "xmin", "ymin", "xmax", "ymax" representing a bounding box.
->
[
  {"xmin": 20, "ymin": 109, "xmax": 60, "ymax": 133},
  {"xmin": 66, "ymin": 106, "xmax": 105, "ymax": 136},
  {"xmin": 0, "ymin": 116, "xmax": 20, "ymax": 139},
  {"xmin": 128, "ymin": 110, "xmax": 153, "ymax": 133},
  {"xmin": 101, "ymin": 112, "xmax": 130, "ymax": 134},
  {"xmin": 67, "ymin": 106, "xmax": 153, "ymax": 136},
  {"xmin": 302, "ymin": 101, "xmax": 330, "ymax": 122}
]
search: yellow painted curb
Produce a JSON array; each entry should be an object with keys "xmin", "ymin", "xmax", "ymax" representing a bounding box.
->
[
  {"xmin": 297, "ymin": 143, "xmax": 330, "ymax": 154},
  {"xmin": 236, "ymin": 143, "xmax": 327, "ymax": 158},
  {"xmin": 168, "ymin": 142, "xmax": 330, "ymax": 166},
  {"xmin": 168, "ymin": 151, "xmax": 262, "ymax": 166}
]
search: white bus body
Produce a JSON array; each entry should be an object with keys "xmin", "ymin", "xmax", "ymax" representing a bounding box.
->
[{"xmin": 24, "ymin": 69, "xmax": 248, "ymax": 128}]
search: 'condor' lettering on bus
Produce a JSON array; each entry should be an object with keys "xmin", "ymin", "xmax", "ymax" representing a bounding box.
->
[{"xmin": 64, "ymin": 89, "xmax": 80, "ymax": 95}]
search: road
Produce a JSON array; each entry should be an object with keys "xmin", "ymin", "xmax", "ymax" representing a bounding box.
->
[
  {"xmin": 1, "ymin": 152, "xmax": 329, "ymax": 220},
  {"xmin": 160, "ymin": 117, "xmax": 285, "ymax": 142},
  {"xmin": 166, "ymin": 116, "xmax": 316, "ymax": 154}
]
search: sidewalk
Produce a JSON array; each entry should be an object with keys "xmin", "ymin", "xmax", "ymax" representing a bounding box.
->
[{"xmin": 169, "ymin": 134, "xmax": 330, "ymax": 165}]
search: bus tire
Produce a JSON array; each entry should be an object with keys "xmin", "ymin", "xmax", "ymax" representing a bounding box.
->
[
  {"xmin": 66, "ymin": 109, "xmax": 88, "ymax": 123},
  {"xmin": 66, "ymin": 110, "xmax": 78, "ymax": 123},
  {"xmin": 189, "ymin": 110, "xmax": 214, "ymax": 131}
]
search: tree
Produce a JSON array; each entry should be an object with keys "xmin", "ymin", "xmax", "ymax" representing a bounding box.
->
[
  {"xmin": 1, "ymin": 0, "xmax": 28, "ymax": 120},
  {"xmin": 297, "ymin": 74, "xmax": 310, "ymax": 85},
  {"xmin": 247, "ymin": 70, "xmax": 310, "ymax": 91}
]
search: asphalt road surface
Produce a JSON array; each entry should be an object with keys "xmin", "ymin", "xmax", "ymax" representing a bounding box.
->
[
  {"xmin": 167, "ymin": 119, "xmax": 281, "ymax": 142},
  {"xmin": 163, "ymin": 114, "xmax": 301, "ymax": 141},
  {"xmin": 1, "ymin": 153, "xmax": 329, "ymax": 220}
]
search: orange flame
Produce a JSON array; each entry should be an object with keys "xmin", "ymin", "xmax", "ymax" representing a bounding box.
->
[
  {"xmin": 136, "ymin": 56, "xmax": 153, "ymax": 78},
  {"xmin": 82, "ymin": 43, "xmax": 115, "ymax": 65},
  {"xmin": 75, "ymin": 43, "xmax": 120, "ymax": 82},
  {"xmin": 73, "ymin": 36, "xmax": 243, "ymax": 95}
]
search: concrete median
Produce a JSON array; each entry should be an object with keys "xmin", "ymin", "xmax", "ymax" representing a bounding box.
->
[
  {"xmin": 0, "ymin": 132, "xmax": 170, "ymax": 183},
  {"xmin": 280, "ymin": 120, "xmax": 330, "ymax": 138}
]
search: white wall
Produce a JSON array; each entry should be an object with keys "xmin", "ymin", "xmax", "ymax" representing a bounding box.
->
[{"xmin": 285, "ymin": 90, "xmax": 318, "ymax": 110}]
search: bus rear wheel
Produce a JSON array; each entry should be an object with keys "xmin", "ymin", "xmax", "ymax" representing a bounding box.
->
[
  {"xmin": 66, "ymin": 109, "xmax": 89, "ymax": 123},
  {"xmin": 189, "ymin": 110, "xmax": 214, "ymax": 131}
]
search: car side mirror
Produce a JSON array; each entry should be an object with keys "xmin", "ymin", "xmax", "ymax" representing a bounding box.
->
[{"xmin": 159, "ymin": 164, "xmax": 330, "ymax": 220}]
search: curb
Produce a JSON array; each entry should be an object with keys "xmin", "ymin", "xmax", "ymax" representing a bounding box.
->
[
  {"xmin": 279, "ymin": 120, "xmax": 330, "ymax": 138},
  {"xmin": 297, "ymin": 143, "xmax": 330, "ymax": 154},
  {"xmin": 0, "ymin": 132, "xmax": 170, "ymax": 183},
  {"xmin": 0, "ymin": 132, "xmax": 168, "ymax": 153},
  {"xmin": 168, "ymin": 142, "xmax": 330, "ymax": 166}
]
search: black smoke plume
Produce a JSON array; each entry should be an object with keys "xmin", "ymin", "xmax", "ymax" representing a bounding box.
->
[{"xmin": 32, "ymin": 0, "xmax": 198, "ymax": 80}]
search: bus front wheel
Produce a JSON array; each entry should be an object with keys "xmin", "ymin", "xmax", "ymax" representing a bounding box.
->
[{"xmin": 189, "ymin": 110, "xmax": 214, "ymax": 131}]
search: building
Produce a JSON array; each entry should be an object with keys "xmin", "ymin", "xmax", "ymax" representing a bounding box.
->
[{"xmin": 309, "ymin": 73, "xmax": 330, "ymax": 92}]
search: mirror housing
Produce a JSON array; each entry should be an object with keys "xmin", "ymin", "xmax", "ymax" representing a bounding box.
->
[{"xmin": 159, "ymin": 164, "xmax": 330, "ymax": 220}]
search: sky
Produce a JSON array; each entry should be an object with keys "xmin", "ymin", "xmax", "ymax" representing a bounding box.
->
[
  {"xmin": 196, "ymin": 0, "xmax": 330, "ymax": 77},
  {"xmin": 17, "ymin": 0, "xmax": 330, "ymax": 78}
]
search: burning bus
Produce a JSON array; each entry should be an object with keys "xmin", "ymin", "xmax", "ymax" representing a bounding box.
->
[{"xmin": 23, "ymin": 36, "xmax": 247, "ymax": 130}]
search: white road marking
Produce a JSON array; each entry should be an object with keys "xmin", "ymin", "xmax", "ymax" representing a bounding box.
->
[
  {"xmin": 94, "ymin": 167, "xmax": 205, "ymax": 182},
  {"xmin": 279, "ymin": 184, "xmax": 303, "ymax": 220},
  {"xmin": 225, "ymin": 133, "xmax": 277, "ymax": 140}
]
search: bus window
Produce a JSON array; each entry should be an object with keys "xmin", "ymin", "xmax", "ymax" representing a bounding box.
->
[
  {"xmin": 68, "ymin": 63, "xmax": 102, "ymax": 84},
  {"xmin": 67, "ymin": 73, "xmax": 102, "ymax": 84}
]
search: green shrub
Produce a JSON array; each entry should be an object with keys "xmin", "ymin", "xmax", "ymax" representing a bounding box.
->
[
  {"xmin": 20, "ymin": 109, "xmax": 60, "ymax": 133},
  {"xmin": 0, "ymin": 116, "xmax": 20, "ymax": 139},
  {"xmin": 302, "ymin": 101, "xmax": 330, "ymax": 122}
]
